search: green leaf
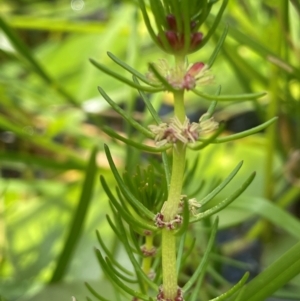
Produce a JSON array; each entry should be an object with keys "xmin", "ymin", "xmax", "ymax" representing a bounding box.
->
[
  {"xmin": 96, "ymin": 230, "xmax": 134, "ymax": 276},
  {"xmin": 169, "ymin": 0, "xmax": 182, "ymax": 32},
  {"xmin": 221, "ymin": 43, "xmax": 268, "ymax": 87},
  {"xmin": 149, "ymin": 0, "xmax": 167, "ymax": 31},
  {"xmin": 233, "ymin": 286, "xmax": 245, "ymax": 301},
  {"xmin": 183, "ymin": 156, "xmax": 201, "ymax": 188},
  {"xmin": 0, "ymin": 151, "xmax": 85, "ymax": 171},
  {"xmin": 192, "ymin": 89, "xmax": 267, "ymax": 101},
  {"xmin": 148, "ymin": 0, "xmax": 173, "ymax": 53},
  {"xmin": 104, "ymin": 144, "xmax": 155, "ymax": 220},
  {"xmin": 105, "ymin": 213, "xmax": 126, "ymax": 245},
  {"xmin": 98, "ymin": 87, "xmax": 154, "ymax": 138},
  {"xmin": 208, "ymin": 117, "xmax": 278, "ymax": 144},
  {"xmin": 209, "ymin": 272, "xmax": 249, "ymax": 301},
  {"xmin": 0, "ymin": 16, "xmax": 78, "ymax": 105},
  {"xmin": 107, "ymin": 52, "xmax": 160, "ymax": 87},
  {"xmin": 209, "ymin": 253, "xmax": 252, "ymax": 270},
  {"xmin": 206, "ymin": 100, "xmax": 218, "ymax": 119},
  {"xmin": 133, "ymin": 76, "xmax": 162, "ymax": 125},
  {"xmin": 115, "ymin": 215, "xmax": 159, "ymax": 292},
  {"xmin": 105, "ymin": 257, "xmax": 138, "ymax": 284},
  {"xmin": 100, "ymin": 176, "xmax": 157, "ymax": 231},
  {"xmin": 181, "ymin": 0, "xmax": 191, "ymax": 53},
  {"xmin": 90, "ymin": 58, "xmax": 163, "ymax": 93},
  {"xmin": 199, "ymin": 161, "xmax": 243, "ymax": 206},
  {"xmin": 94, "ymin": 249, "xmax": 149, "ymax": 301},
  {"xmin": 232, "ymin": 196, "xmax": 300, "ymax": 240},
  {"xmin": 50, "ymin": 147, "xmax": 98, "ymax": 283},
  {"xmin": 191, "ymin": 172, "xmax": 256, "ymax": 223},
  {"xmin": 176, "ymin": 231, "xmax": 187, "ymax": 275},
  {"xmin": 138, "ymin": 0, "xmax": 163, "ymax": 50},
  {"xmin": 228, "ymin": 25, "xmax": 300, "ymax": 78},
  {"xmin": 229, "ymin": 241, "xmax": 300, "ymax": 301},
  {"xmin": 188, "ymin": 180, "xmax": 205, "ymax": 198},
  {"xmin": 181, "ymin": 238, "xmax": 196, "ymax": 267},
  {"xmin": 85, "ymin": 282, "xmax": 111, "ymax": 301},
  {"xmin": 0, "ymin": 114, "xmax": 84, "ymax": 167},
  {"xmin": 5, "ymin": 16, "xmax": 107, "ymax": 33},
  {"xmin": 182, "ymin": 217, "xmax": 219, "ymax": 292},
  {"xmin": 197, "ymin": 0, "xmax": 229, "ymax": 51},
  {"xmin": 162, "ymin": 152, "xmax": 171, "ymax": 187},
  {"xmin": 128, "ymin": 226, "xmax": 144, "ymax": 257},
  {"xmin": 101, "ymin": 126, "xmax": 170, "ymax": 153},
  {"xmin": 207, "ymin": 24, "xmax": 229, "ymax": 68}
]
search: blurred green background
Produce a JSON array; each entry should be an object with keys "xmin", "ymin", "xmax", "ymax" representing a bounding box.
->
[{"xmin": 0, "ymin": 0, "xmax": 299, "ymax": 300}]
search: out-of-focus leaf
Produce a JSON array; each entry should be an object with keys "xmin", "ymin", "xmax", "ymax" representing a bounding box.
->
[
  {"xmin": 231, "ymin": 196, "xmax": 300, "ymax": 240},
  {"xmin": 50, "ymin": 147, "xmax": 98, "ymax": 282}
]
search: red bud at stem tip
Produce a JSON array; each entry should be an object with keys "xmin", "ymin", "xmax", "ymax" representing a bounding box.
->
[
  {"xmin": 191, "ymin": 32, "xmax": 203, "ymax": 49},
  {"xmin": 166, "ymin": 14, "xmax": 177, "ymax": 31}
]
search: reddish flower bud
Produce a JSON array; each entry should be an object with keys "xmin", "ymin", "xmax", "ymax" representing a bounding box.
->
[
  {"xmin": 190, "ymin": 32, "xmax": 203, "ymax": 49},
  {"xmin": 166, "ymin": 14, "xmax": 177, "ymax": 31},
  {"xmin": 165, "ymin": 31, "xmax": 180, "ymax": 49},
  {"xmin": 187, "ymin": 62, "xmax": 205, "ymax": 77}
]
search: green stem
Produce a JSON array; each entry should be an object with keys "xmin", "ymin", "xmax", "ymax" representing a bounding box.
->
[
  {"xmin": 161, "ymin": 143, "xmax": 186, "ymax": 299},
  {"xmin": 161, "ymin": 59, "xmax": 186, "ymax": 298},
  {"xmin": 174, "ymin": 90, "xmax": 186, "ymax": 123},
  {"xmin": 162, "ymin": 143, "xmax": 186, "ymax": 221},
  {"xmin": 161, "ymin": 228, "xmax": 178, "ymax": 299}
]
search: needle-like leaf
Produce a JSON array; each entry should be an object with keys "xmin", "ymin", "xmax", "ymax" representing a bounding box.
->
[
  {"xmin": 192, "ymin": 89, "xmax": 267, "ymax": 101},
  {"xmin": 107, "ymin": 52, "xmax": 161, "ymax": 87},
  {"xmin": 199, "ymin": 161, "xmax": 243, "ymax": 206},
  {"xmin": 191, "ymin": 172, "xmax": 256, "ymax": 223},
  {"xmin": 98, "ymin": 87, "xmax": 154, "ymax": 138},
  {"xmin": 102, "ymin": 126, "xmax": 171, "ymax": 153},
  {"xmin": 85, "ymin": 282, "xmax": 111, "ymax": 301},
  {"xmin": 95, "ymin": 248, "xmax": 150, "ymax": 301},
  {"xmin": 115, "ymin": 214, "xmax": 159, "ymax": 291},
  {"xmin": 100, "ymin": 176, "xmax": 157, "ymax": 231},
  {"xmin": 105, "ymin": 257, "xmax": 138, "ymax": 284},
  {"xmin": 206, "ymin": 100, "xmax": 219, "ymax": 119},
  {"xmin": 96, "ymin": 230, "xmax": 134, "ymax": 276},
  {"xmin": 182, "ymin": 217, "xmax": 219, "ymax": 292},
  {"xmin": 138, "ymin": 0, "xmax": 165, "ymax": 51},
  {"xmin": 207, "ymin": 24, "xmax": 229, "ymax": 68},
  {"xmin": 0, "ymin": 16, "xmax": 78, "ymax": 106},
  {"xmin": 50, "ymin": 147, "xmax": 98, "ymax": 283},
  {"xmin": 205, "ymin": 117, "xmax": 278, "ymax": 143},
  {"xmin": 176, "ymin": 230, "xmax": 187, "ymax": 275},
  {"xmin": 90, "ymin": 58, "xmax": 163, "ymax": 93},
  {"xmin": 133, "ymin": 76, "xmax": 162, "ymax": 124},
  {"xmin": 196, "ymin": 0, "xmax": 229, "ymax": 50},
  {"xmin": 208, "ymin": 272, "xmax": 249, "ymax": 301},
  {"xmin": 104, "ymin": 144, "xmax": 155, "ymax": 220}
]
